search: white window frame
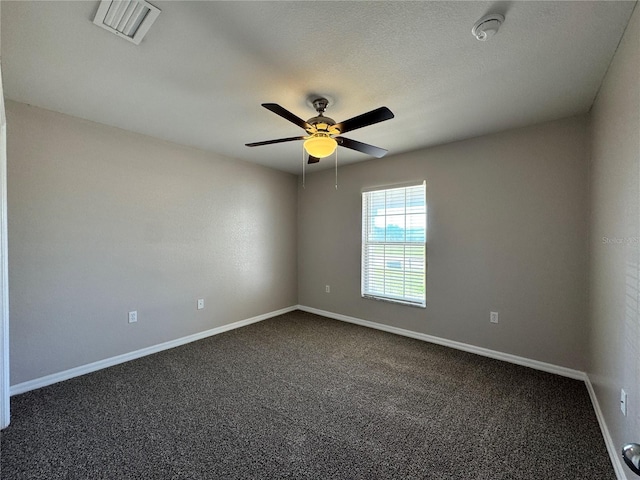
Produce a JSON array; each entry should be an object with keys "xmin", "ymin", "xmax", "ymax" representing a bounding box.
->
[{"xmin": 361, "ymin": 181, "xmax": 427, "ymax": 308}]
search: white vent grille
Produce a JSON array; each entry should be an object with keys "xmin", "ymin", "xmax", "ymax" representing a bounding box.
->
[{"xmin": 93, "ymin": 0, "xmax": 161, "ymax": 45}]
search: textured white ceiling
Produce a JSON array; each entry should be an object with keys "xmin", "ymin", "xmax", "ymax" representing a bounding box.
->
[{"xmin": 1, "ymin": 1, "xmax": 636, "ymax": 174}]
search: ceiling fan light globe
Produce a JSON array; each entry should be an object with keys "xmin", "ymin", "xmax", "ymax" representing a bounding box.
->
[{"xmin": 304, "ymin": 136, "xmax": 337, "ymax": 158}]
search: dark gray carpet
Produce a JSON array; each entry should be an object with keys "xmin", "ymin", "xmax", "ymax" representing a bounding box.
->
[{"xmin": 1, "ymin": 311, "xmax": 614, "ymax": 479}]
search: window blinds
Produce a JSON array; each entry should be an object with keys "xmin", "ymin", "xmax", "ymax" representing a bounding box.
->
[{"xmin": 361, "ymin": 182, "xmax": 426, "ymax": 307}]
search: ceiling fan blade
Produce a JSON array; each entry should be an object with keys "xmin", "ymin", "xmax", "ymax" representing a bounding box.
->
[
  {"xmin": 262, "ymin": 103, "xmax": 311, "ymax": 131},
  {"xmin": 337, "ymin": 137, "xmax": 388, "ymax": 158},
  {"xmin": 245, "ymin": 136, "xmax": 306, "ymax": 147},
  {"xmin": 307, "ymin": 155, "xmax": 320, "ymax": 164},
  {"xmin": 335, "ymin": 107, "xmax": 394, "ymax": 134}
]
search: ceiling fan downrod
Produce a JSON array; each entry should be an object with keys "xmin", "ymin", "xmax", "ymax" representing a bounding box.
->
[{"xmin": 312, "ymin": 97, "xmax": 329, "ymax": 116}]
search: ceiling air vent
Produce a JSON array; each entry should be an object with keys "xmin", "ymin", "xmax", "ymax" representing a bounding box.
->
[{"xmin": 93, "ymin": 0, "xmax": 161, "ymax": 45}]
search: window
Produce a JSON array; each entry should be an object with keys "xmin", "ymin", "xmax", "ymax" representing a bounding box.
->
[{"xmin": 361, "ymin": 182, "xmax": 426, "ymax": 307}]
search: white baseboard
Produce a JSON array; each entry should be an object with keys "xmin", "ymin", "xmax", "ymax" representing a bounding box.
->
[
  {"xmin": 297, "ymin": 305, "xmax": 586, "ymax": 380},
  {"xmin": 584, "ymin": 375, "xmax": 627, "ymax": 480},
  {"xmin": 10, "ymin": 305, "xmax": 298, "ymax": 396}
]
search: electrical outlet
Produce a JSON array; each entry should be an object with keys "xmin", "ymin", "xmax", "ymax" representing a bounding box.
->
[
  {"xmin": 490, "ymin": 311, "xmax": 499, "ymax": 324},
  {"xmin": 621, "ymin": 389, "xmax": 627, "ymax": 416},
  {"xmin": 128, "ymin": 311, "xmax": 137, "ymax": 323},
  {"xmin": 197, "ymin": 299, "xmax": 204, "ymax": 310},
  {"xmin": 325, "ymin": 285, "xmax": 330, "ymax": 293}
]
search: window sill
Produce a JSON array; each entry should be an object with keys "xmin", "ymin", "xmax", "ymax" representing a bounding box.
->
[{"xmin": 362, "ymin": 294, "xmax": 426, "ymax": 308}]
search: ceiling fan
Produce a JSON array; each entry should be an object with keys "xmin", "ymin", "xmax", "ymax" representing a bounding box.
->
[{"xmin": 245, "ymin": 97, "xmax": 394, "ymax": 164}]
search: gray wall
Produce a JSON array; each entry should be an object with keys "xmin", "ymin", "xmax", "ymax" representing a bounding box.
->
[
  {"xmin": 7, "ymin": 101, "xmax": 298, "ymax": 385},
  {"xmin": 588, "ymin": 4, "xmax": 640, "ymax": 478},
  {"xmin": 298, "ymin": 115, "xmax": 590, "ymax": 370}
]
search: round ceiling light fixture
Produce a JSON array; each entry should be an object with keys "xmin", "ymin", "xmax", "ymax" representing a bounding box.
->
[
  {"xmin": 472, "ymin": 14, "xmax": 505, "ymax": 41},
  {"xmin": 303, "ymin": 134, "xmax": 337, "ymax": 158}
]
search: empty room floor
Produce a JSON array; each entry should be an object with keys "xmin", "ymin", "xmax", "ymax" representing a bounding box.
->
[{"xmin": 0, "ymin": 311, "xmax": 614, "ymax": 479}]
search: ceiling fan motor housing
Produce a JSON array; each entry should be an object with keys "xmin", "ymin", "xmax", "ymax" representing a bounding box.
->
[
  {"xmin": 306, "ymin": 98, "xmax": 341, "ymax": 135},
  {"xmin": 306, "ymin": 117, "xmax": 340, "ymax": 135}
]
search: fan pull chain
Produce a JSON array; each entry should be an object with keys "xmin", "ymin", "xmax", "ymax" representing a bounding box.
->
[
  {"xmin": 335, "ymin": 147, "xmax": 338, "ymax": 190},
  {"xmin": 302, "ymin": 145, "xmax": 306, "ymax": 189}
]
